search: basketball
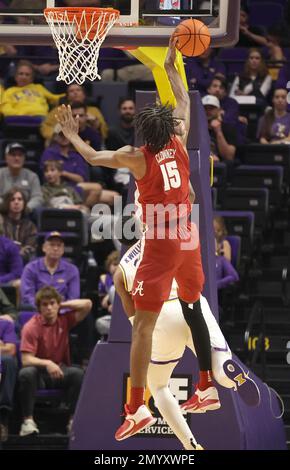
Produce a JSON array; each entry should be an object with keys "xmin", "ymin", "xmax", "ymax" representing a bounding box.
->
[{"xmin": 172, "ymin": 19, "xmax": 211, "ymax": 57}]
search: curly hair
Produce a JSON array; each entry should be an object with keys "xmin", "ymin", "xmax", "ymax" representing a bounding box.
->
[{"xmin": 135, "ymin": 104, "xmax": 176, "ymax": 153}]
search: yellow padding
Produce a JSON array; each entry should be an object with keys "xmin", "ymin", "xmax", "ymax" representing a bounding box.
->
[
  {"xmin": 128, "ymin": 47, "xmax": 188, "ymax": 106},
  {"xmin": 210, "ymin": 155, "xmax": 214, "ymax": 187}
]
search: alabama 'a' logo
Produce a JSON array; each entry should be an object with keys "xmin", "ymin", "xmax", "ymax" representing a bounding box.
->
[{"xmin": 132, "ymin": 280, "xmax": 144, "ymax": 297}]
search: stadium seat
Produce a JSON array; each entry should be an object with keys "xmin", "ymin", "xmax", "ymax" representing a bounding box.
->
[
  {"xmin": 239, "ymin": 144, "xmax": 290, "ymax": 184},
  {"xmin": 37, "ymin": 208, "xmax": 87, "ymax": 244},
  {"xmin": 91, "ymin": 82, "xmax": 128, "ymax": 127},
  {"xmin": 211, "ymin": 187, "xmax": 217, "ymax": 209},
  {"xmin": 226, "ymin": 235, "xmax": 241, "ymax": 270},
  {"xmin": 213, "ymin": 161, "xmax": 228, "ymax": 187},
  {"xmin": 249, "ymin": 2, "xmax": 284, "ymax": 28},
  {"xmin": 3, "ymin": 116, "xmax": 42, "ymax": 140},
  {"xmin": 232, "ymin": 165, "xmax": 284, "ymax": 206},
  {"xmin": 222, "ymin": 188, "xmax": 269, "ymax": 232},
  {"xmin": 214, "ymin": 211, "xmax": 255, "ymax": 259},
  {"xmin": 238, "ymin": 104, "xmax": 264, "ymax": 140},
  {"xmin": 0, "ymin": 139, "xmax": 44, "ymax": 161},
  {"xmin": 248, "ymin": 0, "xmax": 287, "ymax": 6},
  {"xmin": 37, "ymin": 209, "xmax": 91, "ymax": 280},
  {"xmin": 218, "ymin": 48, "xmax": 249, "ymax": 77}
]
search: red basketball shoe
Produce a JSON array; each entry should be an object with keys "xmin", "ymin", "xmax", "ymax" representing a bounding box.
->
[
  {"xmin": 115, "ymin": 404, "xmax": 157, "ymax": 441},
  {"xmin": 180, "ymin": 385, "xmax": 221, "ymax": 413}
]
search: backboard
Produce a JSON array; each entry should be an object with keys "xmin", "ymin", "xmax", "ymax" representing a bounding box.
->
[{"xmin": 0, "ymin": 0, "xmax": 240, "ymax": 47}]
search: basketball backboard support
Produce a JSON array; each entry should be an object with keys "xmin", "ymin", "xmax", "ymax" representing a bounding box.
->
[{"xmin": 0, "ymin": 0, "xmax": 239, "ymax": 48}]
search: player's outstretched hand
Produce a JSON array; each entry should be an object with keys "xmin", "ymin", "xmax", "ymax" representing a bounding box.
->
[
  {"xmin": 55, "ymin": 104, "xmax": 79, "ymax": 141},
  {"xmin": 165, "ymin": 35, "xmax": 178, "ymax": 68}
]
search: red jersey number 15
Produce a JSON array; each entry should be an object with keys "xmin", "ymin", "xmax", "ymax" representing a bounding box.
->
[{"xmin": 160, "ymin": 161, "xmax": 181, "ymax": 191}]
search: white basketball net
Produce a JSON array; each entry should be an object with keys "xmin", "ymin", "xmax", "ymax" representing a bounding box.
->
[{"xmin": 44, "ymin": 8, "xmax": 120, "ymax": 85}]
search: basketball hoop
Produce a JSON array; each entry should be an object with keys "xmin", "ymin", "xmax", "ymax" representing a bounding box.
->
[{"xmin": 44, "ymin": 7, "xmax": 120, "ymax": 85}]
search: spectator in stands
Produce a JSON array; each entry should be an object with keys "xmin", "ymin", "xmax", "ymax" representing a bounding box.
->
[
  {"xmin": 257, "ymin": 88, "xmax": 290, "ymax": 144},
  {"xmin": 265, "ymin": 24, "xmax": 289, "ymax": 67},
  {"xmin": 40, "ymin": 83, "xmax": 108, "ymax": 143},
  {"xmin": 207, "ymin": 76, "xmax": 239, "ymax": 125},
  {"xmin": 1, "ymin": 60, "xmax": 64, "ymax": 119},
  {"xmin": 32, "ymin": 50, "xmax": 59, "ymax": 78},
  {"xmin": 96, "ymin": 250, "xmax": 119, "ymax": 338},
  {"xmin": 0, "ymin": 318, "xmax": 18, "ymax": 442},
  {"xmin": 0, "ymin": 143, "xmax": 43, "ymax": 212},
  {"xmin": 238, "ymin": 6, "xmax": 288, "ymax": 66},
  {"xmin": 0, "ymin": 42, "xmax": 17, "ymax": 57},
  {"xmin": 41, "ymin": 129, "xmax": 89, "ymax": 187},
  {"xmin": 207, "ymin": 76, "xmax": 248, "ymax": 145},
  {"xmin": 0, "ymin": 235, "xmax": 23, "ymax": 287},
  {"xmin": 103, "ymin": 98, "xmax": 136, "ymax": 191},
  {"xmin": 202, "ymin": 95, "xmax": 237, "ymax": 162},
  {"xmin": 213, "ymin": 216, "xmax": 232, "ymax": 262},
  {"xmin": 276, "ymin": 63, "xmax": 290, "ymax": 90},
  {"xmin": 70, "ymin": 102, "xmax": 102, "ymax": 151},
  {"xmin": 18, "ymin": 286, "xmax": 92, "ymax": 436},
  {"xmin": 41, "ymin": 129, "xmax": 117, "ymax": 206},
  {"xmin": 238, "ymin": 7, "xmax": 266, "ymax": 48},
  {"xmin": 216, "ymin": 255, "xmax": 239, "ymax": 290},
  {"xmin": 0, "ymin": 287, "xmax": 17, "ymax": 323},
  {"xmin": 185, "ymin": 48, "xmax": 226, "ymax": 94},
  {"xmin": 230, "ymin": 49, "xmax": 272, "ymax": 107},
  {"xmin": 0, "ymin": 187, "xmax": 37, "ymax": 262},
  {"xmin": 106, "ymin": 98, "xmax": 136, "ymax": 150},
  {"xmin": 20, "ymin": 231, "xmax": 80, "ymax": 308},
  {"xmin": 42, "ymin": 160, "xmax": 89, "ymax": 213}
]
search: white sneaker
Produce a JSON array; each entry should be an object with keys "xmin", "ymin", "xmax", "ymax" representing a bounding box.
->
[
  {"xmin": 180, "ymin": 385, "xmax": 221, "ymax": 413},
  {"xmin": 115, "ymin": 404, "xmax": 157, "ymax": 441},
  {"xmin": 19, "ymin": 419, "xmax": 40, "ymax": 437}
]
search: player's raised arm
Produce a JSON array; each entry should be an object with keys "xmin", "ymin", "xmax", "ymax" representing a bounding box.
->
[
  {"xmin": 55, "ymin": 105, "xmax": 145, "ymax": 178},
  {"xmin": 164, "ymin": 36, "xmax": 190, "ymax": 144}
]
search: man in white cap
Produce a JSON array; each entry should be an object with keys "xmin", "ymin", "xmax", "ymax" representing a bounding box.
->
[{"xmin": 202, "ymin": 95, "xmax": 238, "ymax": 162}]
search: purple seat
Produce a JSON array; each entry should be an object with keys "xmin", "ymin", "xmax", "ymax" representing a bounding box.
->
[
  {"xmin": 213, "ymin": 161, "xmax": 227, "ymax": 187},
  {"xmin": 37, "ymin": 208, "xmax": 88, "ymax": 247},
  {"xmin": 214, "ymin": 211, "xmax": 255, "ymax": 258},
  {"xmin": 232, "ymin": 165, "xmax": 283, "ymax": 205},
  {"xmin": 36, "ymin": 389, "xmax": 63, "ymax": 399},
  {"xmin": 283, "ymin": 48, "xmax": 290, "ymax": 60},
  {"xmin": 4, "ymin": 116, "xmax": 43, "ymax": 127},
  {"xmin": 249, "ymin": 2, "xmax": 284, "ymax": 28},
  {"xmin": 226, "ymin": 235, "xmax": 241, "ymax": 269},
  {"xmin": 222, "ymin": 188, "xmax": 269, "ymax": 231},
  {"xmin": 98, "ymin": 48, "xmax": 136, "ymax": 73},
  {"xmin": 239, "ymin": 144, "xmax": 290, "ymax": 184},
  {"xmin": 18, "ymin": 311, "xmax": 35, "ymax": 328},
  {"xmin": 35, "ymin": 388, "xmax": 64, "ymax": 409},
  {"xmin": 248, "ymin": 0, "xmax": 287, "ymax": 6},
  {"xmin": 218, "ymin": 48, "xmax": 249, "ymax": 77}
]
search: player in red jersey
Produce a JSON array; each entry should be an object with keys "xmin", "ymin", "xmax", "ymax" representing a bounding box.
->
[{"xmin": 56, "ymin": 36, "xmax": 220, "ymax": 441}]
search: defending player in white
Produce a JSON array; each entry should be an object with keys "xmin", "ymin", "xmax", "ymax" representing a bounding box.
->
[{"xmin": 114, "ymin": 240, "xmax": 261, "ymax": 450}]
